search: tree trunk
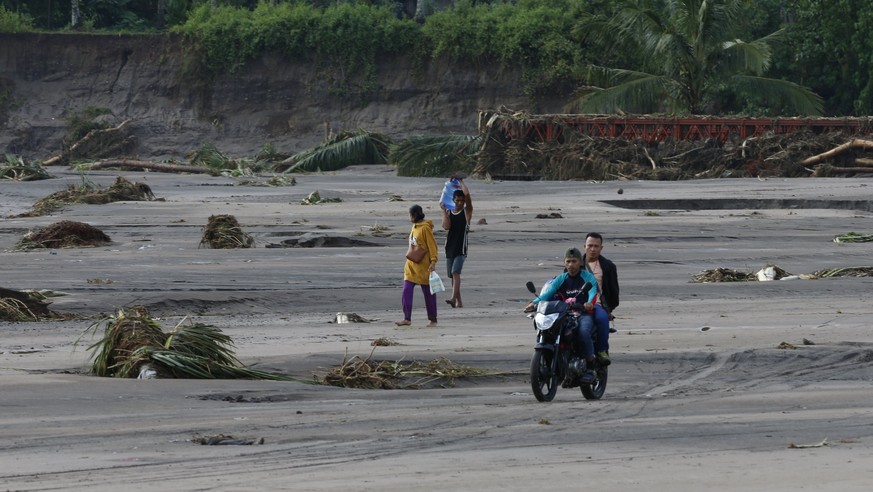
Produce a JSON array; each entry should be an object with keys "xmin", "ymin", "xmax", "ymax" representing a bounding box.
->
[
  {"xmin": 800, "ymin": 139, "xmax": 873, "ymax": 166},
  {"xmin": 81, "ymin": 160, "xmax": 221, "ymax": 175},
  {"xmin": 156, "ymin": 0, "xmax": 167, "ymax": 30},
  {"xmin": 414, "ymin": 0, "xmax": 427, "ymax": 22},
  {"xmin": 71, "ymin": 0, "xmax": 81, "ymax": 30}
]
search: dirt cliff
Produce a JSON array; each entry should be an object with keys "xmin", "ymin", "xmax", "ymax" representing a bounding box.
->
[{"xmin": 0, "ymin": 33, "xmax": 562, "ymax": 162}]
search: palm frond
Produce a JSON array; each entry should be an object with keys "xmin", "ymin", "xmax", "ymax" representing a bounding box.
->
[
  {"xmin": 567, "ymin": 69, "xmax": 680, "ymax": 113},
  {"xmin": 720, "ymin": 37, "xmax": 773, "ymax": 75},
  {"xmin": 731, "ymin": 75, "xmax": 824, "ymax": 116},
  {"xmin": 574, "ymin": 0, "xmax": 820, "ymax": 115},
  {"xmin": 283, "ymin": 130, "xmax": 391, "ymax": 173},
  {"xmin": 77, "ymin": 307, "xmax": 295, "ymax": 381},
  {"xmin": 188, "ymin": 143, "xmax": 231, "ymax": 170},
  {"xmin": 165, "ymin": 322, "xmax": 241, "ymax": 367},
  {"xmin": 390, "ymin": 135, "xmax": 480, "ymax": 177}
]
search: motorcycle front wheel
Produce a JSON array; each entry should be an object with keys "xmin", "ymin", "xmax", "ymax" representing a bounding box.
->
[
  {"xmin": 581, "ymin": 366, "xmax": 607, "ymax": 400},
  {"xmin": 530, "ymin": 350, "xmax": 558, "ymax": 402}
]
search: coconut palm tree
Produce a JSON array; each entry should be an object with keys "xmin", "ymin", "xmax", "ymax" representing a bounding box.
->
[{"xmin": 568, "ymin": 0, "xmax": 822, "ymax": 115}]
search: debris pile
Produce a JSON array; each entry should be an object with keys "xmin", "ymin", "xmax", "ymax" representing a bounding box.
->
[
  {"xmin": 474, "ymin": 109, "xmax": 872, "ymax": 180},
  {"xmin": 199, "ymin": 214, "xmax": 254, "ymax": 249},
  {"xmin": 322, "ymin": 349, "xmax": 487, "ymax": 389},
  {"xmin": 78, "ymin": 306, "xmax": 291, "ymax": 380},
  {"xmin": 15, "ymin": 221, "xmax": 110, "ymax": 250},
  {"xmin": 20, "ymin": 176, "xmax": 155, "ymax": 217}
]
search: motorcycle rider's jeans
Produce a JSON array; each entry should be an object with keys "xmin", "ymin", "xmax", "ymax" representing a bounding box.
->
[
  {"xmin": 574, "ymin": 314, "xmax": 595, "ymax": 358},
  {"xmin": 593, "ymin": 305, "xmax": 610, "ymax": 353}
]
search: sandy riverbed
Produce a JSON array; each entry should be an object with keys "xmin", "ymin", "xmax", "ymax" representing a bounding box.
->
[{"xmin": 1, "ymin": 166, "xmax": 872, "ymax": 491}]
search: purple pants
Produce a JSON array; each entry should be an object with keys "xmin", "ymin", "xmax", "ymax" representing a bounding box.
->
[{"xmin": 401, "ymin": 280, "xmax": 437, "ymax": 322}]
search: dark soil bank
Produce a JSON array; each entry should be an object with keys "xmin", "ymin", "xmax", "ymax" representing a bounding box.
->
[{"xmin": 0, "ymin": 33, "xmax": 563, "ymax": 162}]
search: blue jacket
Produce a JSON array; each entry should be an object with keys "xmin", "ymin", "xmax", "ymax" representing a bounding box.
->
[{"xmin": 532, "ymin": 270, "xmax": 598, "ymax": 305}]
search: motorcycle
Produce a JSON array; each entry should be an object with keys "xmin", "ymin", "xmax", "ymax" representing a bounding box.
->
[{"xmin": 525, "ymin": 280, "xmax": 608, "ymax": 402}]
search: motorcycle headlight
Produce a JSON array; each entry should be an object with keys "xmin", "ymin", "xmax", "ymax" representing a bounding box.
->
[{"xmin": 534, "ymin": 312, "xmax": 561, "ymax": 330}]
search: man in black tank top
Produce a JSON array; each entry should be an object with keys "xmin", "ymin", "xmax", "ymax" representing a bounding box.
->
[{"xmin": 440, "ymin": 176, "xmax": 473, "ymax": 308}]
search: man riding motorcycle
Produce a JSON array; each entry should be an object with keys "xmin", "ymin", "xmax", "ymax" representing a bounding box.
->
[{"xmin": 525, "ymin": 247, "xmax": 599, "ymax": 384}]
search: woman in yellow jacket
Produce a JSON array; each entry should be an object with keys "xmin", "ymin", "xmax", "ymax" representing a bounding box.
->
[{"xmin": 396, "ymin": 204, "xmax": 439, "ymax": 327}]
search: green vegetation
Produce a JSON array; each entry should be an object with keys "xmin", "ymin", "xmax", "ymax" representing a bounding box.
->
[
  {"xmin": 1, "ymin": 1, "xmax": 869, "ymax": 116},
  {"xmin": 63, "ymin": 107, "xmax": 112, "ymax": 147},
  {"xmin": 0, "ymin": 4, "xmax": 33, "ymax": 32},
  {"xmin": 569, "ymin": 0, "xmax": 823, "ymax": 116}
]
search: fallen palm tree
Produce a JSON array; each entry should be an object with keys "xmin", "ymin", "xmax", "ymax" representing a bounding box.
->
[
  {"xmin": 199, "ymin": 214, "xmax": 254, "ymax": 248},
  {"xmin": 277, "ymin": 130, "xmax": 390, "ymax": 173},
  {"xmin": 78, "ymin": 307, "xmax": 294, "ymax": 380},
  {"xmin": 15, "ymin": 220, "xmax": 111, "ymax": 250}
]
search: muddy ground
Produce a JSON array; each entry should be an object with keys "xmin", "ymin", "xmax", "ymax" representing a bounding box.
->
[{"xmin": 1, "ymin": 167, "xmax": 873, "ymax": 491}]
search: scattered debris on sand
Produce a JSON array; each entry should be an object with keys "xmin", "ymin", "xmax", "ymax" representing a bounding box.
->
[
  {"xmin": 371, "ymin": 337, "xmax": 400, "ymax": 347},
  {"xmin": 535, "ymin": 212, "xmax": 563, "ymax": 219},
  {"xmin": 19, "ymin": 175, "xmax": 156, "ymax": 217},
  {"xmin": 788, "ymin": 438, "xmax": 829, "ymax": 449},
  {"xmin": 333, "ymin": 312, "xmax": 375, "ymax": 324},
  {"xmin": 833, "ymin": 231, "xmax": 873, "ymax": 243},
  {"xmin": 693, "ymin": 263, "xmax": 873, "ymax": 282},
  {"xmin": 691, "ymin": 268, "xmax": 757, "ymax": 283},
  {"xmin": 300, "ymin": 190, "xmax": 342, "ymax": 205},
  {"xmin": 1, "ymin": 156, "xmax": 54, "ymax": 181},
  {"xmin": 78, "ymin": 307, "xmax": 292, "ymax": 380},
  {"xmin": 192, "ymin": 434, "xmax": 264, "ymax": 445},
  {"xmin": 810, "ymin": 266, "xmax": 873, "ymax": 278},
  {"xmin": 199, "ymin": 214, "xmax": 254, "ymax": 249},
  {"xmin": 322, "ymin": 348, "xmax": 489, "ymax": 389},
  {"xmin": 15, "ymin": 220, "xmax": 110, "ymax": 250}
]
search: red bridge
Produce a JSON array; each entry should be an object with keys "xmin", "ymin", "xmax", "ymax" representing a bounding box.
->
[{"xmin": 482, "ymin": 113, "xmax": 873, "ymax": 145}]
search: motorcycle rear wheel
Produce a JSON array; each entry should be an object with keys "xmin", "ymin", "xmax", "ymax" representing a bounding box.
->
[
  {"xmin": 530, "ymin": 350, "xmax": 558, "ymax": 402},
  {"xmin": 581, "ymin": 366, "xmax": 607, "ymax": 400}
]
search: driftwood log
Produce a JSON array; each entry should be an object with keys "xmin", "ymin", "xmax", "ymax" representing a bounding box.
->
[
  {"xmin": 801, "ymin": 139, "xmax": 873, "ymax": 166},
  {"xmin": 80, "ymin": 160, "xmax": 220, "ymax": 175},
  {"xmin": 42, "ymin": 119, "xmax": 134, "ymax": 166}
]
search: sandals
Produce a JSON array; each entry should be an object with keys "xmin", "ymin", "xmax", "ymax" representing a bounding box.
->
[
  {"xmin": 445, "ymin": 298, "xmax": 456, "ymax": 308},
  {"xmin": 394, "ymin": 320, "xmax": 411, "ymax": 326},
  {"xmin": 426, "ymin": 321, "xmax": 438, "ymax": 327}
]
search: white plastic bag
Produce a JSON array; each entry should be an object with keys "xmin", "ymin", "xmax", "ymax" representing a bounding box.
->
[{"xmin": 429, "ymin": 271, "xmax": 446, "ymax": 294}]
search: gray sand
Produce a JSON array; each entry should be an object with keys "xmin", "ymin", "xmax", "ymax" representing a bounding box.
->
[{"xmin": 1, "ymin": 167, "xmax": 872, "ymax": 491}]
